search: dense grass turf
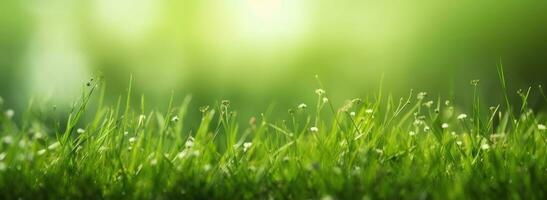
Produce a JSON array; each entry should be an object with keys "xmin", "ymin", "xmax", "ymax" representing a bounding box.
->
[{"xmin": 0, "ymin": 74, "xmax": 546, "ymax": 199}]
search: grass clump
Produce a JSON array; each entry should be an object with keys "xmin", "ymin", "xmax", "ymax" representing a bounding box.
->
[{"xmin": 0, "ymin": 76, "xmax": 546, "ymax": 200}]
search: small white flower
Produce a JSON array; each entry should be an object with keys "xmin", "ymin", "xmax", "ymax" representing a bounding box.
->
[
  {"xmin": 48, "ymin": 142, "xmax": 60, "ymax": 150},
  {"xmin": 417, "ymin": 92, "xmax": 428, "ymax": 100},
  {"xmin": 409, "ymin": 131, "xmax": 417, "ymax": 136},
  {"xmin": 185, "ymin": 137, "xmax": 194, "ymax": 148},
  {"xmin": 171, "ymin": 115, "xmax": 179, "ymax": 122},
  {"xmin": 365, "ymin": 109, "xmax": 373, "ymax": 114},
  {"xmin": 445, "ymin": 100, "xmax": 450, "ymax": 106},
  {"xmin": 424, "ymin": 126, "xmax": 431, "ymax": 132},
  {"xmin": 310, "ymin": 127, "xmax": 319, "ymax": 133},
  {"xmin": 243, "ymin": 142, "xmax": 253, "ymax": 152},
  {"xmin": 298, "ymin": 103, "xmax": 307, "ymax": 109},
  {"xmin": 124, "ymin": 131, "xmax": 129, "ymax": 136},
  {"xmin": 4, "ymin": 109, "xmax": 14, "ymax": 119},
  {"xmin": 423, "ymin": 101, "xmax": 434, "ymax": 108},
  {"xmin": 456, "ymin": 141, "xmax": 463, "ymax": 146},
  {"xmin": 349, "ymin": 112, "xmax": 356, "ymax": 117},
  {"xmin": 538, "ymin": 124, "xmax": 546, "ymax": 131},
  {"xmin": 315, "ymin": 89, "xmax": 325, "ymax": 96},
  {"xmin": 322, "ymin": 97, "xmax": 329, "ymax": 103},
  {"xmin": 128, "ymin": 137, "xmax": 137, "ymax": 143},
  {"xmin": 457, "ymin": 114, "xmax": 468, "ymax": 120},
  {"xmin": 77, "ymin": 128, "xmax": 85, "ymax": 134},
  {"xmin": 442, "ymin": 123, "xmax": 449, "ymax": 129},
  {"xmin": 481, "ymin": 143, "xmax": 490, "ymax": 150}
]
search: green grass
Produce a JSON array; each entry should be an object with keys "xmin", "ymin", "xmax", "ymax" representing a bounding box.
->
[{"xmin": 0, "ymin": 75, "xmax": 546, "ymax": 199}]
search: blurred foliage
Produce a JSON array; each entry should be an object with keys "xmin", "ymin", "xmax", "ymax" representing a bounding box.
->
[{"xmin": 0, "ymin": 0, "xmax": 546, "ymax": 117}]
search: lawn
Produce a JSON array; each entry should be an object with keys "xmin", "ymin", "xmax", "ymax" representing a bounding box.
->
[{"xmin": 0, "ymin": 71, "xmax": 545, "ymax": 199}]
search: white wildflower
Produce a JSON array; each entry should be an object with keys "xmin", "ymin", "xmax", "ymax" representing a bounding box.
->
[
  {"xmin": 310, "ymin": 127, "xmax": 319, "ymax": 133},
  {"xmin": 423, "ymin": 101, "xmax": 434, "ymax": 108},
  {"xmin": 456, "ymin": 141, "xmax": 463, "ymax": 146},
  {"xmin": 409, "ymin": 131, "xmax": 417, "ymax": 136},
  {"xmin": 457, "ymin": 114, "xmax": 468, "ymax": 120},
  {"xmin": 481, "ymin": 143, "xmax": 490, "ymax": 150},
  {"xmin": 171, "ymin": 115, "xmax": 179, "ymax": 122},
  {"xmin": 417, "ymin": 92, "xmax": 428, "ymax": 100},
  {"xmin": 442, "ymin": 123, "xmax": 449, "ymax": 129},
  {"xmin": 350, "ymin": 112, "xmax": 356, "ymax": 117},
  {"xmin": 77, "ymin": 128, "xmax": 85, "ymax": 134},
  {"xmin": 315, "ymin": 89, "xmax": 325, "ymax": 96},
  {"xmin": 322, "ymin": 97, "xmax": 329, "ymax": 103},
  {"xmin": 298, "ymin": 103, "xmax": 307, "ymax": 110},
  {"xmin": 538, "ymin": 124, "xmax": 546, "ymax": 131},
  {"xmin": 243, "ymin": 142, "xmax": 252, "ymax": 152},
  {"xmin": 424, "ymin": 126, "xmax": 431, "ymax": 132},
  {"xmin": 128, "ymin": 137, "xmax": 137, "ymax": 144},
  {"xmin": 185, "ymin": 137, "xmax": 194, "ymax": 148}
]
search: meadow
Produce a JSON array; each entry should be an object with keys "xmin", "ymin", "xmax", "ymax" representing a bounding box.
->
[{"xmin": 0, "ymin": 68, "xmax": 545, "ymax": 199}]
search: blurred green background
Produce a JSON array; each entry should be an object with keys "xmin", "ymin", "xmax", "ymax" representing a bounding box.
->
[{"xmin": 1, "ymin": 0, "xmax": 546, "ymax": 118}]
